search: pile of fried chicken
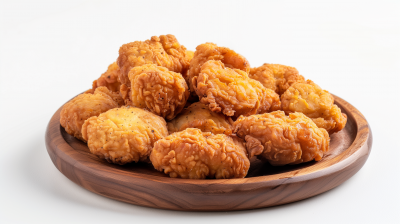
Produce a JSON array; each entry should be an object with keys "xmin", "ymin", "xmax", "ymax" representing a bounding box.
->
[{"xmin": 60, "ymin": 34, "xmax": 347, "ymax": 179}]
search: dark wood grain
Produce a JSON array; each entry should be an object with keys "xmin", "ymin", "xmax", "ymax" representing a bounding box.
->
[{"xmin": 45, "ymin": 95, "xmax": 372, "ymax": 211}]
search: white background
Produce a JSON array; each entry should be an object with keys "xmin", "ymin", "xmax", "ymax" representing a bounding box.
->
[{"xmin": 1, "ymin": 0, "xmax": 399, "ymax": 223}]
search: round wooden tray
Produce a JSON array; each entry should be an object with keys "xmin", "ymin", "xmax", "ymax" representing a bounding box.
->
[{"xmin": 45, "ymin": 95, "xmax": 372, "ymax": 211}]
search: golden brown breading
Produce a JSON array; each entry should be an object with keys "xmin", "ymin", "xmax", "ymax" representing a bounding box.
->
[
  {"xmin": 91, "ymin": 62, "xmax": 122, "ymax": 93},
  {"xmin": 150, "ymin": 128, "xmax": 250, "ymax": 179},
  {"xmin": 248, "ymin": 78, "xmax": 281, "ymax": 114},
  {"xmin": 185, "ymin": 50, "xmax": 194, "ymax": 63},
  {"xmin": 60, "ymin": 87, "xmax": 120, "ymax": 141},
  {"xmin": 193, "ymin": 60, "xmax": 280, "ymax": 117},
  {"xmin": 117, "ymin": 34, "xmax": 190, "ymax": 87},
  {"xmin": 120, "ymin": 64, "xmax": 189, "ymax": 120},
  {"xmin": 249, "ymin": 63, "xmax": 305, "ymax": 95},
  {"xmin": 167, "ymin": 102, "xmax": 233, "ymax": 135},
  {"xmin": 281, "ymin": 80, "xmax": 347, "ymax": 134},
  {"xmin": 81, "ymin": 106, "xmax": 168, "ymax": 165},
  {"xmin": 233, "ymin": 111, "xmax": 330, "ymax": 166},
  {"xmin": 94, "ymin": 86, "xmax": 125, "ymax": 107},
  {"xmin": 186, "ymin": 43, "xmax": 250, "ymax": 97}
]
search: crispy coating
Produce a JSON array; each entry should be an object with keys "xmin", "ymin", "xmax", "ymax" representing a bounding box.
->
[
  {"xmin": 120, "ymin": 64, "xmax": 189, "ymax": 120},
  {"xmin": 150, "ymin": 128, "xmax": 250, "ymax": 179},
  {"xmin": 60, "ymin": 87, "xmax": 120, "ymax": 141},
  {"xmin": 167, "ymin": 102, "xmax": 233, "ymax": 135},
  {"xmin": 91, "ymin": 62, "xmax": 122, "ymax": 93},
  {"xmin": 281, "ymin": 80, "xmax": 347, "ymax": 134},
  {"xmin": 94, "ymin": 86, "xmax": 124, "ymax": 107},
  {"xmin": 185, "ymin": 50, "xmax": 194, "ymax": 63},
  {"xmin": 249, "ymin": 63, "xmax": 305, "ymax": 95},
  {"xmin": 182, "ymin": 50, "xmax": 195, "ymax": 82},
  {"xmin": 193, "ymin": 60, "xmax": 280, "ymax": 117},
  {"xmin": 248, "ymin": 78, "xmax": 281, "ymax": 114},
  {"xmin": 117, "ymin": 34, "xmax": 190, "ymax": 87},
  {"xmin": 81, "ymin": 106, "xmax": 168, "ymax": 165},
  {"xmin": 233, "ymin": 111, "xmax": 330, "ymax": 166},
  {"xmin": 187, "ymin": 43, "xmax": 250, "ymax": 97}
]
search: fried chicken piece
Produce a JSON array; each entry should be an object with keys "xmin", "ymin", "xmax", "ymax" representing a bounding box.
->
[
  {"xmin": 94, "ymin": 86, "xmax": 124, "ymax": 106},
  {"xmin": 167, "ymin": 102, "xmax": 233, "ymax": 135},
  {"xmin": 281, "ymin": 80, "xmax": 347, "ymax": 134},
  {"xmin": 233, "ymin": 111, "xmax": 330, "ymax": 166},
  {"xmin": 117, "ymin": 34, "xmax": 191, "ymax": 87},
  {"xmin": 193, "ymin": 60, "xmax": 280, "ymax": 117},
  {"xmin": 120, "ymin": 64, "xmax": 189, "ymax": 120},
  {"xmin": 186, "ymin": 43, "xmax": 250, "ymax": 97},
  {"xmin": 185, "ymin": 50, "xmax": 194, "ymax": 63},
  {"xmin": 90, "ymin": 62, "xmax": 122, "ymax": 93},
  {"xmin": 249, "ymin": 63, "xmax": 305, "ymax": 95},
  {"xmin": 81, "ymin": 106, "xmax": 168, "ymax": 165},
  {"xmin": 150, "ymin": 128, "xmax": 250, "ymax": 179},
  {"xmin": 182, "ymin": 50, "xmax": 195, "ymax": 83},
  {"xmin": 248, "ymin": 78, "xmax": 281, "ymax": 114},
  {"xmin": 60, "ymin": 87, "xmax": 120, "ymax": 141}
]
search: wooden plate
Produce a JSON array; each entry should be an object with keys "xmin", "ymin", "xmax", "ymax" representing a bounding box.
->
[{"xmin": 45, "ymin": 95, "xmax": 372, "ymax": 211}]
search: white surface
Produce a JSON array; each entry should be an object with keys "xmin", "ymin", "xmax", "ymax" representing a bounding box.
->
[{"xmin": 1, "ymin": 0, "xmax": 399, "ymax": 223}]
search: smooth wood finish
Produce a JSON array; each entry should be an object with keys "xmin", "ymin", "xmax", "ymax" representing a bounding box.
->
[{"xmin": 45, "ymin": 95, "xmax": 372, "ymax": 211}]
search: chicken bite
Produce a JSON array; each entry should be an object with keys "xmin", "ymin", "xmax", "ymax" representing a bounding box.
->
[
  {"xmin": 233, "ymin": 111, "xmax": 330, "ymax": 166},
  {"xmin": 249, "ymin": 63, "xmax": 305, "ymax": 95},
  {"xmin": 94, "ymin": 86, "xmax": 124, "ymax": 106},
  {"xmin": 248, "ymin": 78, "xmax": 281, "ymax": 115},
  {"xmin": 193, "ymin": 60, "xmax": 280, "ymax": 117},
  {"xmin": 90, "ymin": 62, "xmax": 122, "ymax": 93},
  {"xmin": 120, "ymin": 64, "xmax": 189, "ymax": 120},
  {"xmin": 185, "ymin": 50, "xmax": 194, "ymax": 63},
  {"xmin": 186, "ymin": 43, "xmax": 250, "ymax": 97},
  {"xmin": 81, "ymin": 106, "xmax": 168, "ymax": 165},
  {"xmin": 117, "ymin": 34, "xmax": 191, "ymax": 87},
  {"xmin": 60, "ymin": 87, "xmax": 120, "ymax": 141},
  {"xmin": 281, "ymin": 80, "xmax": 347, "ymax": 134},
  {"xmin": 150, "ymin": 128, "xmax": 250, "ymax": 179},
  {"xmin": 167, "ymin": 102, "xmax": 233, "ymax": 135}
]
